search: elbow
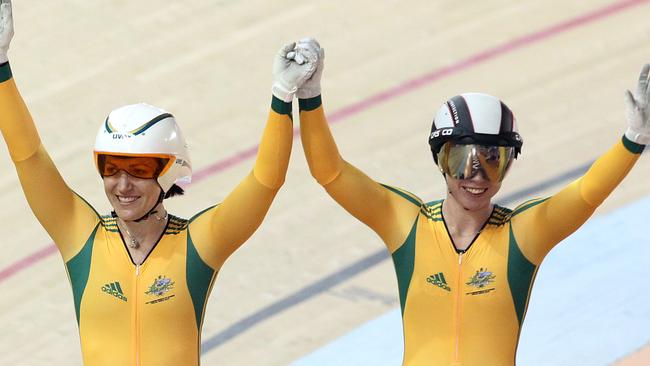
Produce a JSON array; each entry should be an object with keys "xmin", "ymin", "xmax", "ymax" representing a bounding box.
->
[
  {"xmin": 308, "ymin": 159, "xmax": 342, "ymax": 186},
  {"xmin": 252, "ymin": 168, "xmax": 286, "ymax": 190}
]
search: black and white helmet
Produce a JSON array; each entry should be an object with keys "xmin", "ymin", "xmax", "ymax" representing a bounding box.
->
[{"xmin": 428, "ymin": 93, "xmax": 523, "ymax": 163}]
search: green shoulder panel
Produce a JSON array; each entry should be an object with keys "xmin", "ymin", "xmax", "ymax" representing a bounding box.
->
[
  {"xmin": 186, "ymin": 229, "xmax": 217, "ymax": 330},
  {"xmin": 506, "ymin": 223, "xmax": 538, "ymax": 328},
  {"xmin": 510, "ymin": 197, "xmax": 549, "ymax": 218},
  {"xmin": 380, "ymin": 184, "xmax": 423, "ymax": 207},
  {"xmin": 66, "ymin": 223, "xmax": 100, "ymax": 325},
  {"xmin": 391, "ymin": 215, "xmax": 419, "ymax": 316},
  {"xmin": 189, "ymin": 204, "xmax": 219, "ymax": 224}
]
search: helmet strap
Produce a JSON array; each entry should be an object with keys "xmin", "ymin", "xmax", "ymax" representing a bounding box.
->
[
  {"xmin": 133, "ymin": 189, "xmax": 165, "ymax": 222},
  {"xmin": 110, "ymin": 188, "xmax": 166, "ymax": 223}
]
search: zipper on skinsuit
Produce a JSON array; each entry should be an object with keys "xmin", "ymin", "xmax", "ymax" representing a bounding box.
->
[
  {"xmin": 453, "ymin": 252, "xmax": 464, "ymax": 365},
  {"xmin": 135, "ymin": 264, "xmax": 141, "ymax": 366}
]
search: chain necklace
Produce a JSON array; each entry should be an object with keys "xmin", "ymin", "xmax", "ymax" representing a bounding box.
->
[{"xmin": 117, "ymin": 211, "xmax": 168, "ymax": 249}]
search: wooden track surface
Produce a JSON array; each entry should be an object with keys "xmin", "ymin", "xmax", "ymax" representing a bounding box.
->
[{"xmin": 0, "ymin": 0, "xmax": 649, "ymax": 365}]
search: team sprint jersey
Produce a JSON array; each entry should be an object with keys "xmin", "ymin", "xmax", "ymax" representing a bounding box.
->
[
  {"xmin": 298, "ymin": 96, "xmax": 644, "ymax": 366},
  {"xmin": 0, "ymin": 62, "xmax": 294, "ymax": 366}
]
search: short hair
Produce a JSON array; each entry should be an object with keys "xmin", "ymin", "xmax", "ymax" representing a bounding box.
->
[{"xmin": 164, "ymin": 184, "xmax": 185, "ymax": 199}]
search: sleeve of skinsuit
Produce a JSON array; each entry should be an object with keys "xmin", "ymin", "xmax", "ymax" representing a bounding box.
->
[
  {"xmin": 187, "ymin": 96, "xmax": 293, "ymax": 270},
  {"xmin": 0, "ymin": 62, "xmax": 100, "ymax": 262},
  {"xmin": 511, "ymin": 137, "xmax": 644, "ymax": 265},
  {"xmin": 298, "ymin": 96, "xmax": 421, "ymax": 254}
]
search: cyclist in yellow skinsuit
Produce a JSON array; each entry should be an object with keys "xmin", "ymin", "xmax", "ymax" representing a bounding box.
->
[
  {"xmin": 293, "ymin": 39, "xmax": 649, "ymax": 365},
  {"xmin": 0, "ymin": 2, "xmax": 318, "ymax": 364}
]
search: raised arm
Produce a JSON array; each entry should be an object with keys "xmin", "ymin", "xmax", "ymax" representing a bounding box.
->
[
  {"xmin": 187, "ymin": 42, "xmax": 313, "ymax": 270},
  {"xmin": 296, "ymin": 39, "xmax": 420, "ymax": 253},
  {"xmin": 511, "ymin": 65, "xmax": 649, "ymax": 264},
  {"xmin": 0, "ymin": 0, "xmax": 98, "ymax": 261}
]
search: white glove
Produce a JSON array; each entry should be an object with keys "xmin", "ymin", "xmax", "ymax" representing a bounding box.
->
[
  {"xmin": 624, "ymin": 64, "xmax": 650, "ymax": 145},
  {"xmin": 0, "ymin": 0, "xmax": 13, "ymax": 64},
  {"xmin": 295, "ymin": 38, "xmax": 324, "ymax": 100},
  {"xmin": 272, "ymin": 42, "xmax": 317, "ymax": 102}
]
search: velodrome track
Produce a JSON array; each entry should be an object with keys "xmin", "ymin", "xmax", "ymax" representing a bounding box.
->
[{"xmin": 0, "ymin": 0, "xmax": 649, "ymax": 364}]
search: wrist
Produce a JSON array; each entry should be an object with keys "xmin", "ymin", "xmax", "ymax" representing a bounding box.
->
[
  {"xmin": 298, "ymin": 95, "xmax": 322, "ymax": 112},
  {"xmin": 622, "ymin": 131, "xmax": 646, "ymax": 153},
  {"xmin": 0, "ymin": 61, "xmax": 11, "ymax": 83},
  {"xmin": 271, "ymin": 95, "xmax": 292, "ymax": 116},
  {"xmin": 296, "ymin": 85, "xmax": 321, "ymax": 100},
  {"xmin": 624, "ymin": 127, "xmax": 649, "ymax": 148}
]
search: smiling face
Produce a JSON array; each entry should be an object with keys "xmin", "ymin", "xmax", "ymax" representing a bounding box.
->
[
  {"xmin": 444, "ymin": 172, "xmax": 502, "ymax": 212},
  {"xmin": 103, "ymin": 170, "xmax": 163, "ymax": 221}
]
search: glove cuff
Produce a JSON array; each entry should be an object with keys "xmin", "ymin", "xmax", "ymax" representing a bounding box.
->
[
  {"xmin": 296, "ymin": 86, "xmax": 321, "ymax": 100},
  {"xmin": 272, "ymin": 83, "xmax": 296, "ymax": 103},
  {"xmin": 625, "ymin": 127, "xmax": 650, "ymax": 146}
]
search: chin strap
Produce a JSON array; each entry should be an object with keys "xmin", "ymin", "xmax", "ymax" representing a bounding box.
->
[{"xmin": 111, "ymin": 188, "xmax": 166, "ymax": 222}]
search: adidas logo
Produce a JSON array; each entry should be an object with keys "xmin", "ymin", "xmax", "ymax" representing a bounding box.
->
[
  {"xmin": 426, "ymin": 272, "xmax": 451, "ymax": 292},
  {"xmin": 101, "ymin": 282, "xmax": 128, "ymax": 302}
]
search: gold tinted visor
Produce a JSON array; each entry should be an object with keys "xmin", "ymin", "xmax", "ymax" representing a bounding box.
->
[
  {"xmin": 95, "ymin": 152, "xmax": 174, "ymax": 179},
  {"xmin": 437, "ymin": 142, "xmax": 514, "ymax": 182}
]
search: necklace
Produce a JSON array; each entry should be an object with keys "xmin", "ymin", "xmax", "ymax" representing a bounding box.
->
[
  {"xmin": 117, "ymin": 211, "xmax": 168, "ymax": 249},
  {"xmin": 117, "ymin": 219, "xmax": 140, "ymax": 249}
]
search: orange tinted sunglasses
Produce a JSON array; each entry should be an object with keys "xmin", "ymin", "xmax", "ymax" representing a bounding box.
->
[{"xmin": 96, "ymin": 153, "xmax": 173, "ymax": 179}]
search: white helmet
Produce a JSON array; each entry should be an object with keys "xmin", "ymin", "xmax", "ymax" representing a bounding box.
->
[
  {"xmin": 93, "ymin": 103, "xmax": 192, "ymax": 193},
  {"xmin": 428, "ymin": 92, "xmax": 523, "ymax": 163}
]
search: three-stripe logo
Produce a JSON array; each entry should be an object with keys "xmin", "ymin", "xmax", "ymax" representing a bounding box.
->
[
  {"xmin": 101, "ymin": 282, "xmax": 128, "ymax": 302},
  {"xmin": 427, "ymin": 272, "xmax": 451, "ymax": 292}
]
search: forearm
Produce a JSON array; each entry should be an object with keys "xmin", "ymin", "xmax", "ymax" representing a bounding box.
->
[
  {"xmin": 578, "ymin": 135, "xmax": 644, "ymax": 206},
  {"xmin": 299, "ymin": 95, "xmax": 344, "ymax": 185},
  {"xmin": 298, "ymin": 95, "xmax": 420, "ymax": 248},
  {"xmin": 513, "ymin": 136, "xmax": 644, "ymax": 263},
  {"xmin": 252, "ymin": 96, "xmax": 294, "ymax": 190},
  {"xmin": 191, "ymin": 172, "xmax": 276, "ymax": 269},
  {"xmin": 0, "ymin": 62, "xmax": 41, "ymax": 162}
]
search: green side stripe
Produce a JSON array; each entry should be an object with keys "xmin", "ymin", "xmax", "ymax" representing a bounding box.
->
[
  {"xmin": 507, "ymin": 224, "xmax": 537, "ymax": 327},
  {"xmin": 0, "ymin": 62, "xmax": 12, "ymax": 83},
  {"xmin": 131, "ymin": 113, "xmax": 173, "ymax": 135},
  {"xmin": 189, "ymin": 205, "xmax": 218, "ymax": 223},
  {"xmin": 186, "ymin": 230, "xmax": 216, "ymax": 329},
  {"xmin": 391, "ymin": 216, "xmax": 419, "ymax": 316},
  {"xmin": 380, "ymin": 184, "xmax": 421, "ymax": 207},
  {"xmin": 271, "ymin": 96, "xmax": 293, "ymax": 116},
  {"xmin": 622, "ymin": 135, "xmax": 645, "ymax": 154},
  {"xmin": 104, "ymin": 117, "xmax": 113, "ymax": 133},
  {"xmin": 298, "ymin": 95, "xmax": 322, "ymax": 111},
  {"xmin": 66, "ymin": 224, "xmax": 99, "ymax": 325},
  {"xmin": 511, "ymin": 198, "xmax": 549, "ymax": 218}
]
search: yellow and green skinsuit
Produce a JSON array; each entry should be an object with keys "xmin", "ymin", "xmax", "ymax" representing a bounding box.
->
[
  {"xmin": 0, "ymin": 62, "xmax": 294, "ymax": 366},
  {"xmin": 298, "ymin": 95, "xmax": 644, "ymax": 366}
]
